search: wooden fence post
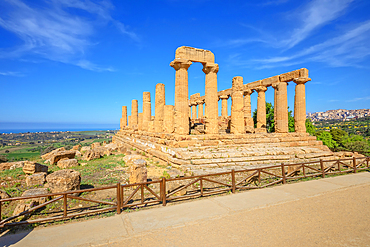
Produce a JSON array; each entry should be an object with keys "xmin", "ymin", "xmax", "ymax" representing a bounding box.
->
[
  {"xmin": 162, "ymin": 177, "xmax": 167, "ymax": 206},
  {"xmin": 353, "ymin": 157, "xmax": 357, "ymax": 173},
  {"xmin": 320, "ymin": 159, "xmax": 325, "ymax": 178},
  {"xmin": 281, "ymin": 163, "xmax": 286, "ymax": 184},
  {"xmin": 116, "ymin": 183, "xmax": 121, "ymax": 214},
  {"xmin": 231, "ymin": 170, "xmax": 236, "ymax": 193},
  {"xmin": 63, "ymin": 194, "xmax": 67, "ymax": 217}
]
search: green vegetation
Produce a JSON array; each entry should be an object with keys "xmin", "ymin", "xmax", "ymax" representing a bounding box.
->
[
  {"xmin": 306, "ymin": 118, "xmax": 370, "ymax": 156},
  {"xmin": 0, "ymin": 130, "xmax": 116, "ymax": 162},
  {"xmin": 313, "ymin": 116, "xmax": 370, "ymax": 136},
  {"xmin": 252, "ymin": 102, "xmax": 294, "ymax": 133}
]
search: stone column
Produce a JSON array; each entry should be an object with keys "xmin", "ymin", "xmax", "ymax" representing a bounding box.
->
[
  {"xmin": 138, "ymin": 113, "xmax": 143, "ymax": 131},
  {"xmin": 231, "ymin": 77, "xmax": 245, "ymax": 134},
  {"xmin": 164, "ymin": 105, "xmax": 174, "ymax": 133},
  {"xmin": 170, "ymin": 59, "xmax": 192, "ymax": 135},
  {"xmin": 131, "ymin": 99, "xmax": 138, "ymax": 130},
  {"xmin": 154, "ymin": 83, "xmax": 165, "ymax": 133},
  {"xmin": 128, "ymin": 116, "xmax": 131, "ymax": 128},
  {"xmin": 191, "ymin": 103, "xmax": 197, "ymax": 120},
  {"xmin": 120, "ymin": 106, "xmax": 127, "ymax": 130},
  {"xmin": 243, "ymin": 89, "xmax": 254, "ymax": 132},
  {"xmin": 272, "ymin": 84, "xmax": 277, "ymax": 128},
  {"xmin": 274, "ymin": 82, "xmax": 289, "ymax": 133},
  {"xmin": 256, "ymin": 86, "xmax": 267, "ymax": 131},
  {"xmin": 197, "ymin": 100, "xmax": 204, "ymax": 119},
  {"xmin": 142, "ymin": 92, "xmax": 151, "ymax": 131},
  {"xmin": 293, "ymin": 77, "xmax": 311, "ymax": 133},
  {"xmin": 220, "ymin": 95, "xmax": 229, "ymax": 118},
  {"xmin": 202, "ymin": 63, "xmax": 219, "ymax": 134}
]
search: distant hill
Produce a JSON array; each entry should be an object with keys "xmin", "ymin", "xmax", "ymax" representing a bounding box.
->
[{"xmin": 307, "ymin": 109, "xmax": 370, "ymax": 121}]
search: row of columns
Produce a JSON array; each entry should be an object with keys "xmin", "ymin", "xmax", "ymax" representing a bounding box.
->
[{"xmin": 120, "ymin": 78, "xmax": 309, "ymax": 135}]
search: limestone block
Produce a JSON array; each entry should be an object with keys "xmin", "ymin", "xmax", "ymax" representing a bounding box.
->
[
  {"xmin": 41, "ymin": 147, "xmax": 65, "ymax": 160},
  {"xmin": 80, "ymin": 146, "xmax": 90, "ymax": 153},
  {"xmin": 261, "ymin": 75, "xmax": 279, "ymax": 86},
  {"xmin": 175, "ymin": 46, "xmax": 215, "ymax": 63},
  {"xmin": 23, "ymin": 162, "xmax": 48, "ymax": 174},
  {"xmin": 0, "ymin": 161, "xmax": 25, "ymax": 171},
  {"xmin": 279, "ymin": 69, "xmax": 300, "ymax": 82},
  {"xmin": 46, "ymin": 169, "xmax": 81, "ymax": 193},
  {"xmin": 129, "ymin": 159, "xmax": 147, "ymax": 184},
  {"xmin": 12, "ymin": 188, "xmax": 49, "ymax": 216},
  {"xmin": 72, "ymin": 145, "xmax": 81, "ymax": 150},
  {"xmin": 26, "ymin": 172, "xmax": 47, "ymax": 186},
  {"xmin": 0, "ymin": 190, "xmax": 10, "ymax": 199},
  {"xmin": 91, "ymin": 142, "xmax": 101, "ymax": 149},
  {"xmin": 57, "ymin": 158, "xmax": 79, "ymax": 169},
  {"xmin": 46, "ymin": 150, "xmax": 76, "ymax": 165}
]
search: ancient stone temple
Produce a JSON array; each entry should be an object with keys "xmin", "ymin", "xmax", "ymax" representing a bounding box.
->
[{"xmin": 114, "ymin": 46, "xmax": 333, "ymax": 174}]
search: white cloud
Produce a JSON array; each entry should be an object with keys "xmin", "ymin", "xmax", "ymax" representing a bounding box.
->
[
  {"xmin": 283, "ymin": 0, "xmax": 354, "ymax": 49},
  {"xmin": 346, "ymin": 96, "xmax": 370, "ymax": 102},
  {"xmin": 0, "ymin": 0, "xmax": 138, "ymax": 71},
  {"xmin": 0, "ymin": 71, "xmax": 24, "ymax": 76}
]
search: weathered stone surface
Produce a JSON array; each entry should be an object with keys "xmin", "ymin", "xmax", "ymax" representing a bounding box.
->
[
  {"xmin": 275, "ymin": 82, "xmax": 289, "ymax": 133},
  {"xmin": 138, "ymin": 112, "xmax": 143, "ymax": 130},
  {"xmin": 120, "ymin": 105, "xmax": 128, "ymax": 129},
  {"xmin": 91, "ymin": 142, "xmax": 101, "ymax": 149},
  {"xmin": 26, "ymin": 172, "xmax": 47, "ymax": 186},
  {"xmin": 171, "ymin": 59, "xmax": 192, "ymax": 135},
  {"xmin": 105, "ymin": 142, "xmax": 118, "ymax": 151},
  {"xmin": 164, "ymin": 105, "xmax": 174, "ymax": 133},
  {"xmin": 143, "ymin": 92, "xmax": 151, "ymax": 131},
  {"xmin": 41, "ymin": 147, "xmax": 65, "ymax": 160},
  {"xmin": 80, "ymin": 146, "xmax": 91, "ymax": 153},
  {"xmin": 175, "ymin": 46, "xmax": 215, "ymax": 63},
  {"xmin": 131, "ymin": 99, "xmax": 138, "ymax": 130},
  {"xmin": 46, "ymin": 169, "xmax": 81, "ymax": 193},
  {"xmin": 220, "ymin": 95, "xmax": 229, "ymax": 117},
  {"xmin": 0, "ymin": 161, "xmax": 25, "ymax": 171},
  {"xmin": 47, "ymin": 150, "xmax": 76, "ymax": 165},
  {"xmin": 203, "ymin": 63, "xmax": 219, "ymax": 134},
  {"xmin": 72, "ymin": 145, "xmax": 81, "ymax": 150},
  {"xmin": 23, "ymin": 162, "xmax": 48, "ymax": 174},
  {"xmin": 129, "ymin": 159, "xmax": 147, "ymax": 184},
  {"xmin": 231, "ymin": 76, "xmax": 244, "ymax": 134},
  {"xmin": 155, "ymin": 83, "xmax": 165, "ymax": 132},
  {"xmin": 244, "ymin": 89, "xmax": 254, "ymax": 132},
  {"xmin": 294, "ymin": 77, "xmax": 311, "ymax": 133},
  {"xmin": 256, "ymin": 86, "xmax": 267, "ymax": 131},
  {"xmin": 82, "ymin": 147, "xmax": 110, "ymax": 161},
  {"xmin": 57, "ymin": 158, "xmax": 79, "ymax": 169},
  {"xmin": 0, "ymin": 190, "xmax": 10, "ymax": 199},
  {"xmin": 123, "ymin": 155, "xmax": 143, "ymax": 165},
  {"xmin": 12, "ymin": 188, "xmax": 49, "ymax": 216}
]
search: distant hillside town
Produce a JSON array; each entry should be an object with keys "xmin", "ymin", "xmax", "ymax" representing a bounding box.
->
[{"xmin": 307, "ymin": 109, "xmax": 370, "ymax": 121}]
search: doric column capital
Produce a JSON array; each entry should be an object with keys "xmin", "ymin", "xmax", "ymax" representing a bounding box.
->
[
  {"xmin": 190, "ymin": 101, "xmax": 198, "ymax": 106},
  {"xmin": 202, "ymin": 63, "xmax": 219, "ymax": 74},
  {"xmin": 196, "ymin": 99, "xmax": 204, "ymax": 105},
  {"xmin": 219, "ymin": 95, "xmax": 229, "ymax": 100},
  {"xmin": 272, "ymin": 81, "xmax": 288, "ymax": 89},
  {"xmin": 243, "ymin": 89, "xmax": 254, "ymax": 96},
  {"xmin": 255, "ymin": 86, "xmax": 268, "ymax": 93},
  {"xmin": 293, "ymin": 77, "xmax": 311, "ymax": 85},
  {"xmin": 170, "ymin": 59, "xmax": 192, "ymax": 71}
]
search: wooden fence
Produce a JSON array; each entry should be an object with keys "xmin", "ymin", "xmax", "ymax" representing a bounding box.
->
[{"xmin": 1, "ymin": 156, "xmax": 369, "ymax": 228}]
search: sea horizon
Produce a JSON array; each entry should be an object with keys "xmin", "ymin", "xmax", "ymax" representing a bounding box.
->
[{"xmin": 0, "ymin": 122, "xmax": 119, "ymax": 134}]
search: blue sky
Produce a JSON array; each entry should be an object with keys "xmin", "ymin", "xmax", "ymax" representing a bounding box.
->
[{"xmin": 0, "ymin": 0, "xmax": 369, "ymax": 127}]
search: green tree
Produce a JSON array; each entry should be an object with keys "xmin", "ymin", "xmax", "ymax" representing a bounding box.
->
[
  {"xmin": 329, "ymin": 128, "xmax": 348, "ymax": 147},
  {"xmin": 305, "ymin": 119, "xmax": 315, "ymax": 136},
  {"xmin": 288, "ymin": 110, "xmax": 295, "ymax": 132},
  {"xmin": 253, "ymin": 102, "xmax": 275, "ymax": 132},
  {"xmin": 315, "ymin": 131, "xmax": 337, "ymax": 149}
]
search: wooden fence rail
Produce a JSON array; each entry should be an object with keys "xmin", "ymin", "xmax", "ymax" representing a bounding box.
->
[{"xmin": 1, "ymin": 156, "xmax": 369, "ymax": 228}]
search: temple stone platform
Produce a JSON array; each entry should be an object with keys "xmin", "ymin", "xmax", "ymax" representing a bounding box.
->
[{"xmin": 113, "ymin": 130, "xmax": 336, "ymax": 175}]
